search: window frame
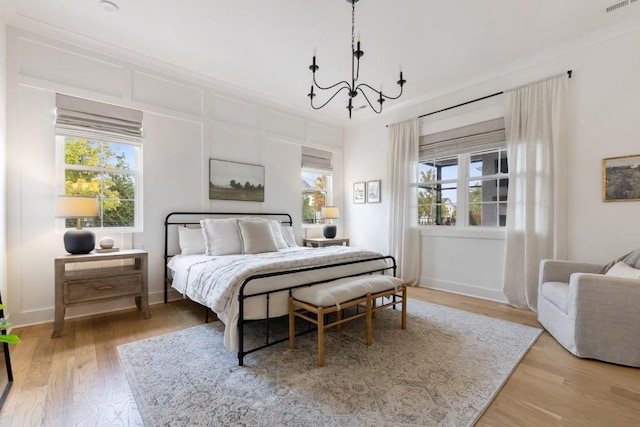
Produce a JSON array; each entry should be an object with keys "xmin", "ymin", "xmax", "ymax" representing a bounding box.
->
[{"xmin": 56, "ymin": 134, "xmax": 144, "ymax": 232}]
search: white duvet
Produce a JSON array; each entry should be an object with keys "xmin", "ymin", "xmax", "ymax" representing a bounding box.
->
[{"xmin": 168, "ymin": 246, "xmax": 389, "ymax": 351}]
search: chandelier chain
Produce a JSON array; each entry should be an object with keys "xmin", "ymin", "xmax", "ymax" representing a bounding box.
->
[{"xmin": 351, "ymin": 1, "xmax": 356, "ymax": 52}]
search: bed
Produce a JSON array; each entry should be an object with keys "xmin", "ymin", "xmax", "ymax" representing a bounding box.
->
[{"xmin": 164, "ymin": 212, "xmax": 398, "ymax": 365}]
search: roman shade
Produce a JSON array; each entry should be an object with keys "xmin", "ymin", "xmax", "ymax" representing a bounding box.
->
[
  {"xmin": 55, "ymin": 94, "xmax": 143, "ymax": 142},
  {"xmin": 302, "ymin": 146, "xmax": 333, "ymax": 171},
  {"xmin": 419, "ymin": 117, "xmax": 505, "ymax": 160}
]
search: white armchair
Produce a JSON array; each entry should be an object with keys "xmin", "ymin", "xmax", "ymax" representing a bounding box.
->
[{"xmin": 537, "ymin": 259, "xmax": 640, "ymax": 367}]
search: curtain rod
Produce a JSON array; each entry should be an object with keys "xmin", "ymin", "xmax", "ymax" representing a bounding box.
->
[{"xmin": 387, "ymin": 70, "xmax": 572, "ymax": 126}]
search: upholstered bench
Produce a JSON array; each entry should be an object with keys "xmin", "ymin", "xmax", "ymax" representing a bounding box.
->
[{"xmin": 288, "ymin": 275, "xmax": 407, "ymax": 367}]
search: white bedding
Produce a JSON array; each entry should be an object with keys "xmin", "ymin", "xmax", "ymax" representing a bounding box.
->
[{"xmin": 168, "ymin": 246, "xmax": 389, "ymax": 351}]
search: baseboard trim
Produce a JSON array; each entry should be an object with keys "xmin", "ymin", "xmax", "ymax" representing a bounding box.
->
[{"xmin": 418, "ymin": 278, "xmax": 508, "ymax": 303}]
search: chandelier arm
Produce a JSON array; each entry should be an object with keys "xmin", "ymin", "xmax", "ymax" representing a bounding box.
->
[
  {"xmin": 313, "ymin": 73, "xmax": 352, "ymax": 92},
  {"xmin": 310, "ymin": 86, "xmax": 351, "ymax": 110},
  {"xmin": 357, "ymin": 87, "xmax": 383, "ymax": 114},
  {"xmin": 356, "ymin": 82, "xmax": 404, "ymax": 101}
]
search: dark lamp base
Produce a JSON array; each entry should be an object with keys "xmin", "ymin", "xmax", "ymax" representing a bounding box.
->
[
  {"xmin": 323, "ymin": 224, "xmax": 337, "ymax": 239},
  {"xmin": 63, "ymin": 229, "xmax": 96, "ymax": 254}
]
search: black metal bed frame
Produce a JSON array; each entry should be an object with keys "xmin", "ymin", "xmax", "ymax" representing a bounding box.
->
[{"xmin": 164, "ymin": 211, "xmax": 397, "ymax": 366}]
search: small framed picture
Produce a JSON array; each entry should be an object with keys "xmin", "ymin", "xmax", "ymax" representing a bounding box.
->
[
  {"xmin": 602, "ymin": 154, "xmax": 640, "ymax": 202},
  {"xmin": 367, "ymin": 180, "xmax": 381, "ymax": 203},
  {"xmin": 353, "ymin": 182, "xmax": 366, "ymax": 204}
]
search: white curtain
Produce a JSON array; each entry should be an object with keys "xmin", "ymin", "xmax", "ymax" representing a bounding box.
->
[
  {"xmin": 388, "ymin": 119, "xmax": 420, "ymax": 284},
  {"xmin": 502, "ymin": 74, "xmax": 569, "ymax": 310}
]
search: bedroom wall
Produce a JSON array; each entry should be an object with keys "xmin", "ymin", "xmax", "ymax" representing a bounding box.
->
[
  {"xmin": 4, "ymin": 27, "xmax": 344, "ymax": 327},
  {"xmin": 344, "ymin": 17, "xmax": 640, "ymax": 301}
]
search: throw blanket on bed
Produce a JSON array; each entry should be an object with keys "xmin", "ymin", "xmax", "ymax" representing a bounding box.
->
[{"xmin": 170, "ymin": 246, "xmax": 385, "ymax": 351}]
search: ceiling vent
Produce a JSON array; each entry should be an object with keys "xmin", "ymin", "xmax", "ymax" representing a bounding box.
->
[{"xmin": 605, "ymin": 0, "xmax": 638, "ymax": 13}]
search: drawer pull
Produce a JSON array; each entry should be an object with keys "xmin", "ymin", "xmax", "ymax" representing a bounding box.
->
[{"xmin": 95, "ymin": 285, "xmax": 114, "ymax": 291}]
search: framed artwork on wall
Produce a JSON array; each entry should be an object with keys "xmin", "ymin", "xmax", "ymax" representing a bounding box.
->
[
  {"xmin": 367, "ymin": 180, "xmax": 381, "ymax": 203},
  {"xmin": 209, "ymin": 159, "xmax": 265, "ymax": 202},
  {"xmin": 602, "ymin": 154, "xmax": 640, "ymax": 202},
  {"xmin": 353, "ymin": 182, "xmax": 365, "ymax": 204}
]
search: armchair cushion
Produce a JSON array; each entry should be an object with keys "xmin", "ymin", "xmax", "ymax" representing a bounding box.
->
[{"xmin": 540, "ymin": 281, "xmax": 569, "ymax": 313}]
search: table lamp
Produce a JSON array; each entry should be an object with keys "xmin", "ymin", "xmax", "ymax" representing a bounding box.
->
[
  {"xmin": 321, "ymin": 206, "xmax": 339, "ymax": 238},
  {"xmin": 55, "ymin": 195, "xmax": 100, "ymax": 254}
]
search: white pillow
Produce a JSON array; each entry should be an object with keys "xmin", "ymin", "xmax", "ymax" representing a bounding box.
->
[
  {"xmin": 177, "ymin": 226, "xmax": 206, "ymax": 255},
  {"xmin": 269, "ymin": 220, "xmax": 288, "ymax": 249},
  {"xmin": 237, "ymin": 218, "xmax": 278, "ymax": 254},
  {"xmin": 281, "ymin": 226, "xmax": 298, "ymax": 247},
  {"xmin": 604, "ymin": 261, "xmax": 640, "ymax": 279},
  {"xmin": 200, "ymin": 218, "xmax": 243, "ymax": 255}
]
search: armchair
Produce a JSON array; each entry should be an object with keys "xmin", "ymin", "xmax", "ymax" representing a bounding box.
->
[{"xmin": 537, "ymin": 259, "xmax": 640, "ymax": 367}]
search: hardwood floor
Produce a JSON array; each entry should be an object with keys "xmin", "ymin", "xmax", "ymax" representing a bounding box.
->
[{"xmin": 0, "ymin": 288, "xmax": 638, "ymax": 426}]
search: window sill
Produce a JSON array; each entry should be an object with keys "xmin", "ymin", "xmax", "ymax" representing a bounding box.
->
[{"xmin": 419, "ymin": 226, "xmax": 505, "ymax": 240}]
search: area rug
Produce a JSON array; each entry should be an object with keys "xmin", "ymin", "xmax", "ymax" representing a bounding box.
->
[{"xmin": 118, "ymin": 299, "xmax": 541, "ymax": 426}]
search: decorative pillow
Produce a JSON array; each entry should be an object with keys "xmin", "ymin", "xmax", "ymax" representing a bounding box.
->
[
  {"xmin": 177, "ymin": 226, "xmax": 206, "ymax": 255},
  {"xmin": 604, "ymin": 261, "xmax": 640, "ymax": 279},
  {"xmin": 269, "ymin": 220, "xmax": 288, "ymax": 250},
  {"xmin": 599, "ymin": 246, "xmax": 640, "ymax": 273},
  {"xmin": 200, "ymin": 218, "xmax": 243, "ymax": 256},
  {"xmin": 281, "ymin": 226, "xmax": 298, "ymax": 247},
  {"xmin": 237, "ymin": 218, "xmax": 278, "ymax": 254}
]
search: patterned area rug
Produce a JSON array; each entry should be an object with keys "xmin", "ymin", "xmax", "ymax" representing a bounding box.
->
[{"xmin": 118, "ymin": 299, "xmax": 541, "ymax": 426}]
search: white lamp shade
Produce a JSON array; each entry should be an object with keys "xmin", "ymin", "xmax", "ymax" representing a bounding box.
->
[
  {"xmin": 55, "ymin": 196, "xmax": 100, "ymax": 218},
  {"xmin": 321, "ymin": 206, "xmax": 339, "ymax": 220}
]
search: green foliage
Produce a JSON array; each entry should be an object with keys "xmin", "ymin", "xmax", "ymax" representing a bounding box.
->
[
  {"xmin": 301, "ymin": 175, "xmax": 327, "ymax": 224},
  {"xmin": 0, "ymin": 304, "xmax": 21, "ymax": 345},
  {"xmin": 64, "ymin": 137, "xmax": 136, "ymax": 228}
]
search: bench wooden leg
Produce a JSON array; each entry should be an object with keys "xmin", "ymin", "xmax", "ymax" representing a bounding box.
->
[
  {"xmin": 401, "ymin": 285, "xmax": 407, "ymax": 330},
  {"xmin": 289, "ymin": 296, "xmax": 296, "ymax": 349},
  {"xmin": 366, "ymin": 295, "xmax": 372, "ymax": 346},
  {"xmin": 318, "ymin": 306, "xmax": 325, "ymax": 367},
  {"xmin": 336, "ymin": 308, "xmax": 342, "ymax": 333}
]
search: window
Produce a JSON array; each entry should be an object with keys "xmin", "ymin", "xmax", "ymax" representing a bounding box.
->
[
  {"xmin": 301, "ymin": 169, "xmax": 332, "ymax": 225},
  {"xmin": 55, "ymin": 94, "xmax": 144, "ymax": 230},
  {"xmin": 419, "ymin": 148, "xmax": 508, "ymax": 227},
  {"xmin": 58, "ymin": 135, "xmax": 141, "ymax": 229},
  {"xmin": 468, "ymin": 148, "xmax": 509, "ymax": 227},
  {"xmin": 301, "ymin": 146, "xmax": 333, "ymax": 225},
  {"xmin": 418, "ymin": 118, "xmax": 508, "ymax": 227}
]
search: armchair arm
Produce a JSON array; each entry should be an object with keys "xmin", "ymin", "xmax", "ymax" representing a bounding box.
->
[
  {"xmin": 539, "ymin": 259, "xmax": 602, "ymax": 285},
  {"xmin": 568, "ymin": 273, "xmax": 640, "ymax": 366}
]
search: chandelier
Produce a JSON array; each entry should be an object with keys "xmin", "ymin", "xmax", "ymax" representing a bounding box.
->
[{"xmin": 308, "ymin": 0, "xmax": 406, "ymax": 118}]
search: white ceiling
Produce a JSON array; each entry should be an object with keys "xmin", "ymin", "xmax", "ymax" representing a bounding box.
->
[{"xmin": 6, "ymin": 0, "xmax": 640, "ymax": 124}]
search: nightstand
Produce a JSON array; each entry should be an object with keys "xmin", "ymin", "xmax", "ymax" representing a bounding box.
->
[
  {"xmin": 302, "ymin": 237, "xmax": 350, "ymax": 247},
  {"xmin": 52, "ymin": 249, "xmax": 150, "ymax": 338}
]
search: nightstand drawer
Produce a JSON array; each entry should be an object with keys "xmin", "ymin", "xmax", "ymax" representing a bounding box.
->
[{"xmin": 65, "ymin": 274, "xmax": 141, "ymax": 303}]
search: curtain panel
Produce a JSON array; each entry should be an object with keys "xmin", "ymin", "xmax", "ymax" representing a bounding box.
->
[
  {"xmin": 387, "ymin": 119, "xmax": 420, "ymax": 284},
  {"xmin": 502, "ymin": 74, "xmax": 569, "ymax": 310}
]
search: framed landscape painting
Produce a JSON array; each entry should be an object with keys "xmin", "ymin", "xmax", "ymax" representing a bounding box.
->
[
  {"xmin": 209, "ymin": 159, "xmax": 265, "ymax": 202},
  {"xmin": 602, "ymin": 154, "xmax": 640, "ymax": 202}
]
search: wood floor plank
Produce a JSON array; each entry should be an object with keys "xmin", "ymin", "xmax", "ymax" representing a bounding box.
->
[{"xmin": 0, "ymin": 289, "xmax": 638, "ymax": 426}]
